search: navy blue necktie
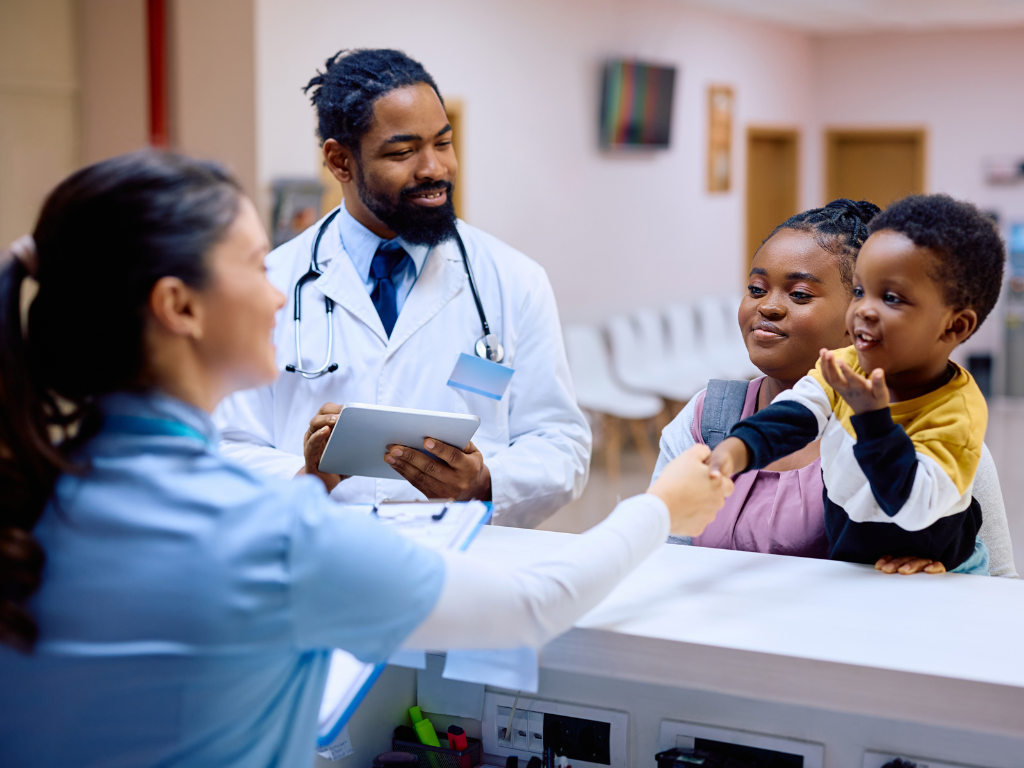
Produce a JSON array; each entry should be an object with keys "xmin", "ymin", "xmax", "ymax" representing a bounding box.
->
[{"xmin": 370, "ymin": 240, "xmax": 409, "ymax": 337}]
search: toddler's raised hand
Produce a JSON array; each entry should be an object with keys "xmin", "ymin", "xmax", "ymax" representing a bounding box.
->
[{"xmin": 819, "ymin": 348, "xmax": 889, "ymax": 414}]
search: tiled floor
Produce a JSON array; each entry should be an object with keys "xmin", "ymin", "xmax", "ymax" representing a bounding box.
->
[{"xmin": 540, "ymin": 400, "xmax": 1024, "ymax": 575}]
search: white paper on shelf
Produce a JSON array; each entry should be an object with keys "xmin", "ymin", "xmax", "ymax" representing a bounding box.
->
[
  {"xmin": 417, "ymin": 652, "xmax": 486, "ymax": 719},
  {"xmin": 316, "ymin": 723, "xmax": 354, "ymax": 761},
  {"xmin": 443, "ymin": 647, "xmax": 539, "ymax": 693},
  {"xmin": 317, "ymin": 650, "xmax": 377, "ymax": 734}
]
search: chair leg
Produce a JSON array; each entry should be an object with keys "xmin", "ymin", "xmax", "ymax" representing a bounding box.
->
[
  {"xmin": 654, "ymin": 405, "xmax": 671, "ymax": 437},
  {"xmin": 605, "ymin": 414, "xmax": 622, "ymax": 487},
  {"xmin": 628, "ymin": 418, "xmax": 657, "ymax": 472}
]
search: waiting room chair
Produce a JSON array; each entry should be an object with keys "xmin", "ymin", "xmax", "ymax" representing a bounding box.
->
[{"xmin": 563, "ymin": 323, "xmax": 664, "ymax": 484}]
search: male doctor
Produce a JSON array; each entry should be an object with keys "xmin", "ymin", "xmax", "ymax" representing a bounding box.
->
[{"xmin": 214, "ymin": 49, "xmax": 591, "ymax": 528}]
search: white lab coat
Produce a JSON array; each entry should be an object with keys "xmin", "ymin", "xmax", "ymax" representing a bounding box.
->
[{"xmin": 214, "ymin": 210, "xmax": 591, "ymax": 528}]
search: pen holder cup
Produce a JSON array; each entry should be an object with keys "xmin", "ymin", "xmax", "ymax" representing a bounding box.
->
[{"xmin": 392, "ymin": 728, "xmax": 482, "ymax": 768}]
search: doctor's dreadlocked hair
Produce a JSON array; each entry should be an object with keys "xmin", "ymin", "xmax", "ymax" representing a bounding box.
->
[
  {"xmin": 759, "ymin": 198, "xmax": 882, "ymax": 288},
  {"xmin": 0, "ymin": 150, "xmax": 240, "ymax": 652},
  {"xmin": 303, "ymin": 49, "xmax": 443, "ymax": 152}
]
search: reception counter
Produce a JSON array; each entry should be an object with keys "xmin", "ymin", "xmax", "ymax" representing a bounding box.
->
[{"xmin": 332, "ymin": 525, "xmax": 1024, "ymax": 768}]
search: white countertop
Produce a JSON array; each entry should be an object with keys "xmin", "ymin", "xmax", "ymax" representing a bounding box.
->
[{"xmin": 470, "ymin": 525, "xmax": 1024, "ymax": 737}]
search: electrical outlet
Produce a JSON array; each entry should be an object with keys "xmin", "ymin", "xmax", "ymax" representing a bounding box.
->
[
  {"xmin": 658, "ymin": 720, "xmax": 824, "ymax": 768},
  {"xmin": 541, "ymin": 713, "xmax": 610, "ymax": 765},
  {"xmin": 574, "ymin": 717, "xmax": 611, "ymax": 764},
  {"xmin": 528, "ymin": 711, "xmax": 544, "ymax": 754},
  {"xmin": 543, "ymin": 714, "xmax": 575, "ymax": 756},
  {"xmin": 511, "ymin": 711, "xmax": 530, "ymax": 751},
  {"xmin": 482, "ymin": 693, "xmax": 627, "ymax": 768},
  {"xmin": 496, "ymin": 707, "xmax": 514, "ymax": 749}
]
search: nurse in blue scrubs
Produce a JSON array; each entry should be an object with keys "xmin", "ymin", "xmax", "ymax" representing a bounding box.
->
[{"xmin": 0, "ymin": 151, "xmax": 732, "ymax": 767}]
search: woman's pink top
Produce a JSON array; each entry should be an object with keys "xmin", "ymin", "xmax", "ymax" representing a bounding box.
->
[{"xmin": 691, "ymin": 377, "xmax": 829, "ymax": 558}]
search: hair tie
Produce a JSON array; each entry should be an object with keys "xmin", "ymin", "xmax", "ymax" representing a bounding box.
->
[{"xmin": 9, "ymin": 235, "xmax": 38, "ymax": 278}]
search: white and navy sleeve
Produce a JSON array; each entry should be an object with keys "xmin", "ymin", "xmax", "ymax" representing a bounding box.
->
[{"xmin": 729, "ymin": 375, "xmax": 831, "ymax": 469}]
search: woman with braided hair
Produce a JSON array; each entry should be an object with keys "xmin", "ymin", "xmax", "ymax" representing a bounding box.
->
[{"xmin": 652, "ymin": 199, "xmax": 1016, "ymax": 577}]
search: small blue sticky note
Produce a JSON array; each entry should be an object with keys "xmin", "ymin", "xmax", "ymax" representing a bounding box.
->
[{"xmin": 447, "ymin": 353, "xmax": 514, "ymax": 401}]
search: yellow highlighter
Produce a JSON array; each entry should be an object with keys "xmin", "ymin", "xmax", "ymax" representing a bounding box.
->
[{"xmin": 409, "ymin": 706, "xmax": 441, "ymax": 748}]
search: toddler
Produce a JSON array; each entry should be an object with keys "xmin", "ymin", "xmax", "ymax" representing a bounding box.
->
[{"xmin": 708, "ymin": 195, "xmax": 1005, "ymax": 574}]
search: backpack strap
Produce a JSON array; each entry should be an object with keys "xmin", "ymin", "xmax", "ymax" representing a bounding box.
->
[{"xmin": 700, "ymin": 379, "xmax": 750, "ymax": 449}]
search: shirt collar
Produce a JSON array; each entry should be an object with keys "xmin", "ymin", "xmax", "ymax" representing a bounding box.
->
[
  {"xmin": 336, "ymin": 204, "xmax": 430, "ymax": 278},
  {"xmin": 98, "ymin": 390, "xmax": 218, "ymax": 443}
]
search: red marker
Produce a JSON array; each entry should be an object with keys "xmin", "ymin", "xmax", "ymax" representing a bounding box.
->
[{"xmin": 447, "ymin": 725, "xmax": 469, "ymax": 768}]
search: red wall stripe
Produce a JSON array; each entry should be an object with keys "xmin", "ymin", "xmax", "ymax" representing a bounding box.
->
[{"xmin": 147, "ymin": 0, "xmax": 169, "ymax": 147}]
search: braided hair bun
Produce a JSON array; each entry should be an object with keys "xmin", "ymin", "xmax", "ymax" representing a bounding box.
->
[
  {"xmin": 759, "ymin": 198, "xmax": 882, "ymax": 287},
  {"xmin": 822, "ymin": 198, "xmax": 881, "ymax": 224}
]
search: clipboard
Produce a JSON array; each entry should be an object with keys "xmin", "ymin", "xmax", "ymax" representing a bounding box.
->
[{"xmin": 316, "ymin": 500, "xmax": 492, "ymax": 750}]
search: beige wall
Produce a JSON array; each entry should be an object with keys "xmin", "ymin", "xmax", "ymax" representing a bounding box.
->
[
  {"xmin": 2, "ymin": 0, "xmax": 257, "ymax": 246},
  {"xmin": 171, "ymin": 0, "xmax": 258, "ymax": 198},
  {"xmin": 78, "ymin": 0, "xmax": 148, "ymax": 165},
  {"xmin": 0, "ymin": 0, "xmax": 80, "ymax": 244}
]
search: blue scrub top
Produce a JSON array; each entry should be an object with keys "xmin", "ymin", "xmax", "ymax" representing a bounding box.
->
[{"xmin": 0, "ymin": 392, "xmax": 445, "ymax": 767}]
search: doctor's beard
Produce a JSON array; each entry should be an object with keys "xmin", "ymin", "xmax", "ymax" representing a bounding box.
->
[{"xmin": 355, "ymin": 169, "xmax": 458, "ymax": 247}]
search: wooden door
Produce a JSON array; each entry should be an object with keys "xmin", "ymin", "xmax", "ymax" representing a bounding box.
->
[
  {"xmin": 446, "ymin": 99, "xmax": 464, "ymax": 219},
  {"xmin": 826, "ymin": 129, "xmax": 925, "ymax": 208},
  {"xmin": 746, "ymin": 128, "xmax": 799, "ymax": 265}
]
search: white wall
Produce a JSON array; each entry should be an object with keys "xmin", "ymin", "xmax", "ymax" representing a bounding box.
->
[
  {"xmin": 811, "ymin": 28, "xmax": 1024, "ymax": 361},
  {"xmin": 255, "ymin": 0, "xmax": 816, "ymax": 318}
]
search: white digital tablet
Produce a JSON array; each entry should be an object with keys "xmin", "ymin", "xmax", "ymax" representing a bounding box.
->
[{"xmin": 317, "ymin": 403, "xmax": 481, "ymax": 479}]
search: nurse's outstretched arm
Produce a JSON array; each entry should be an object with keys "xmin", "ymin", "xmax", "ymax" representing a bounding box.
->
[{"xmin": 404, "ymin": 445, "xmax": 731, "ymax": 650}]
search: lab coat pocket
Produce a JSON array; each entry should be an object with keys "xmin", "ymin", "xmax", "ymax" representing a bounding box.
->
[{"xmin": 453, "ymin": 386, "xmax": 509, "ymax": 452}]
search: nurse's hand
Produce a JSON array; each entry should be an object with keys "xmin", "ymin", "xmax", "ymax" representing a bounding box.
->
[
  {"xmin": 649, "ymin": 444, "xmax": 733, "ymax": 536},
  {"xmin": 297, "ymin": 402, "xmax": 348, "ymax": 492},
  {"xmin": 385, "ymin": 439, "xmax": 491, "ymax": 501}
]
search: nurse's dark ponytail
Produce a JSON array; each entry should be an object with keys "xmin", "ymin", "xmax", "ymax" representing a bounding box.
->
[{"xmin": 0, "ymin": 150, "xmax": 240, "ymax": 652}]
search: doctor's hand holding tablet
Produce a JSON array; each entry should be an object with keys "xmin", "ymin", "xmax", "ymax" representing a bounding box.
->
[{"xmin": 301, "ymin": 400, "xmax": 493, "ymax": 500}]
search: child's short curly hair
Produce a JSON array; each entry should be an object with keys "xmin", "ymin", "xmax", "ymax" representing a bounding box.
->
[{"xmin": 868, "ymin": 195, "xmax": 1005, "ymax": 328}]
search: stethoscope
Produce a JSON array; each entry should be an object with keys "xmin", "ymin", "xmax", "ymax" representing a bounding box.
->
[{"xmin": 285, "ymin": 210, "xmax": 504, "ymax": 379}]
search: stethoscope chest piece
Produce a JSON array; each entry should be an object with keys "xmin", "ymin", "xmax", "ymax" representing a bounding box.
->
[{"xmin": 475, "ymin": 334, "xmax": 505, "ymax": 363}]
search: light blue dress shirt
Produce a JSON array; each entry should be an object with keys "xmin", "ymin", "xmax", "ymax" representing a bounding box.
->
[
  {"xmin": 337, "ymin": 204, "xmax": 430, "ymax": 315},
  {"xmin": 0, "ymin": 392, "xmax": 444, "ymax": 767}
]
